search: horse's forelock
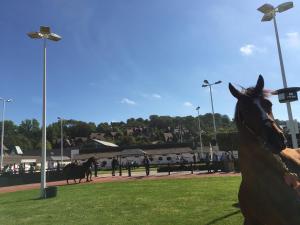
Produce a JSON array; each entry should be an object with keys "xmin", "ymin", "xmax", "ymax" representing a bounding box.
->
[{"xmin": 242, "ymin": 87, "xmax": 272, "ymax": 98}]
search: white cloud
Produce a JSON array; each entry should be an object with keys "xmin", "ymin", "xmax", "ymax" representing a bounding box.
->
[
  {"xmin": 285, "ymin": 32, "xmax": 300, "ymax": 48},
  {"xmin": 183, "ymin": 101, "xmax": 193, "ymax": 107},
  {"xmin": 152, "ymin": 93, "xmax": 161, "ymax": 99},
  {"xmin": 240, "ymin": 44, "xmax": 266, "ymax": 56},
  {"xmin": 240, "ymin": 44, "xmax": 255, "ymax": 55},
  {"xmin": 121, "ymin": 98, "xmax": 136, "ymax": 105}
]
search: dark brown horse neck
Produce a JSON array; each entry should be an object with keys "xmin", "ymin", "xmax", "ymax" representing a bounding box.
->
[
  {"xmin": 237, "ymin": 112, "xmax": 300, "ymax": 225},
  {"xmin": 238, "ymin": 122, "xmax": 288, "ymax": 177}
]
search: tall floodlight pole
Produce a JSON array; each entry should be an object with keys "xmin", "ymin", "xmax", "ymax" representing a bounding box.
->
[
  {"xmin": 0, "ymin": 98, "xmax": 12, "ymax": 171},
  {"xmin": 28, "ymin": 26, "xmax": 62, "ymax": 198},
  {"xmin": 202, "ymin": 80, "xmax": 222, "ymax": 147},
  {"xmin": 196, "ymin": 106, "xmax": 203, "ymax": 159},
  {"xmin": 57, "ymin": 117, "xmax": 63, "ymax": 166},
  {"xmin": 257, "ymin": 2, "xmax": 298, "ymax": 148}
]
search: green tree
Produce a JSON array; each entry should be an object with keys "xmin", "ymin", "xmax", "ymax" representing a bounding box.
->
[
  {"xmin": 65, "ymin": 120, "xmax": 96, "ymax": 138},
  {"xmin": 18, "ymin": 119, "xmax": 41, "ymax": 149},
  {"xmin": 35, "ymin": 140, "xmax": 53, "ymax": 150},
  {"xmin": 96, "ymin": 122, "xmax": 111, "ymax": 134}
]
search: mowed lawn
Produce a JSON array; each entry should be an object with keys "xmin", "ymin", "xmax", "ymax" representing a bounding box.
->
[{"xmin": 0, "ymin": 176, "xmax": 243, "ymax": 225}]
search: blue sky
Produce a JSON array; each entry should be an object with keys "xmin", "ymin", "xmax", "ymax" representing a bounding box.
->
[{"xmin": 1, "ymin": 0, "xmax": 300, "ymax": 125}]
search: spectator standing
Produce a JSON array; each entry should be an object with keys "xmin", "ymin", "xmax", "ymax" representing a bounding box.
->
[
  {"xmin": 212, "ymin": 153, "xmax": 219, "ymax": 173},
  {"xmin": 180, "ymin": 155, "xmax": 185, "ymax": 169},
  {"xmin": 205, "ymin": 153, "xmax": 211, "ymax": 173},
  {"xmin": 94, "ymin": 160, "xmax": 99, "ymax": 177},
  {"xmin": 143, "ymin": 154, "xmax": 150, "ymax": 176},
  {"xmin": 56, "ymin": 161, "xmax": 60, "ymax": 171},
  {"xmin": 192, "ymin": 153, "xmax": 196, "ymax": 164},
  {"xmin": 111, "ymin": 157, "xmax": 118, "ymax": 176}
]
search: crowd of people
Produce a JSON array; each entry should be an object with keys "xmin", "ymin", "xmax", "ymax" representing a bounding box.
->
[{"xmin": 1, "ymin": 151, "xmax": 237, "ymax": 177}]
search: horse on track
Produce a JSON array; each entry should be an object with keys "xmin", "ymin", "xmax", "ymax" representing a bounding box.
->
[
  {"xmin": 63, "ymin": 157, "xmax": 96, "ymax": 184},
  {"xmin": 229, "ymin": 75, "xmax": 300, "ymax": 225}
]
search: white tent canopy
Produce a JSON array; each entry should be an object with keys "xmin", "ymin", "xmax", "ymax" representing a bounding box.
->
[{"xmin": 92, "ymin": 139, "xmax": 119, "ymax": 147}]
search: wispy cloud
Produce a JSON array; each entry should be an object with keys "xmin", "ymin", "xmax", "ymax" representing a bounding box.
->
[
  {"xmin": 121, "ymin": 98, "xmax": 136, "ymax": 105},
  {"xmin": 141, "ymin": 93, "xmax": 162, "ymax": 100},
  {"xmin": 240, "ymin": 44, "xmax": 266, "ymax": 56},
  {"xmin": 284, "ymin": 32, "xmax": 300, "ymax": 48},
  {"xmin": 183, "ymin": 101, "xmax": 193, "ymax": 107},
  {"xmin": 152, "ymin": 93, "xmax": 161, "ymax": 99}
]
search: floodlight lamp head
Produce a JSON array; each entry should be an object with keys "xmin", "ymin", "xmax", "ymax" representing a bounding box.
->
[
  {"xmin": 202, "ymin": 84, "xmax": 208, "ymax": 87},
  {"xmin": 40, "ymin": 26, "xmax": 51, "ymax": 34},
  {"xmin": 48, "ymin": 33, "xmax": 62, "ymax": 42},
  {"xmin": 196, "ymin": 106, "xmax": 200, "ymax": 111},
  {"xmin": 57, "ymin": 117, "xmax": 61, "ymax": 120},
  {"xmin": 261, "ymin": 12, "xmax": 274, "ymax": 22},
  {"xmin": 27, "ymin": 32, "xmax": 43, "ymax": 39},
  {"xmin": 203, "ymin": 80, "xmax": 209, "ymax": 84},
  {"xmin": 257, "ymin": 3, "xmax": 275, "ymax": 14},
  {"xmin": 6, "ymin": 99, "xmax": 13, "ymax": 102},
  {"xmin": 215, "ymin": 80, "xmax": 222, "ymax": 84},
  {"xmin": 277, "ymin": 2, "xmax": 293, "ymax": 13}
]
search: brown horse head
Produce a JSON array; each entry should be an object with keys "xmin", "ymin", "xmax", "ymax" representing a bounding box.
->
[{"xmin": 229, "ymin": 75, "xmax": 286, "ymax": 154}]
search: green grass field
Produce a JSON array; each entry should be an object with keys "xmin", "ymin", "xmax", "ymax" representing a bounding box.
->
[{"xmin": 0, "ymin": 176, "xmax": 243, "ymax": 225}]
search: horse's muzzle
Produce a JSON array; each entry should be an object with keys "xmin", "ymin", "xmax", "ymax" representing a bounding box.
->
[{"xmin": 264, "ymin": 121, "xmax": 286, "ymax": 154}]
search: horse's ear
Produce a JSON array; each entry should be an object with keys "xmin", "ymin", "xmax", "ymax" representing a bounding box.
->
[
  {"xmin": 254, "ymin": 75, "xmax": 264, "ymax": 95},
  {"xmin": 229, "ymin": 83, "xmax": 242, "ymax": 99}
]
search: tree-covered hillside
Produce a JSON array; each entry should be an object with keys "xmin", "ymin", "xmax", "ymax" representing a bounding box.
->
[{"xmin": 0, "ymin": 113, "xmax": 241, "ymax": 152}]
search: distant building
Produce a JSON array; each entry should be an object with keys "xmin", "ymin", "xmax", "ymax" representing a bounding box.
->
[
  {"xmin": 74, "ymin": 143, "xmax": 196, "ymax": 168},
  {"xmin": 126, "ymin": 129, "xmax": 134, "ymax": 136},
  {"xmin": 163, "ymin": 133, "xmax": 173, "ymax": 142},
  {"xmin": 2, "ymin": 145, "xmax": 9, "ymax": 156},
  {"xmin": 89, "ymin": 132, "xmax": 106, "ymax": 140},
  {"xmin": 74, "ymin": 137, "xmax": 88, "ymax": 142}
]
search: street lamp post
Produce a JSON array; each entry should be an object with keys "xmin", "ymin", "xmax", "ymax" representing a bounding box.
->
[
  {"xmin": 257, "ymin": 2, "xmax": 298, "ymax": 148},
  {"xmin": 0, "ymin": 98, "xmax": 12, "ymax": 171},
  {"xmin": 202, "ymin": 80, "xmax": 222, "ymax": 147},
  {"xmin": 196, "ymin": 106, "xmax": 203, "ymax": 159},
  {"xmin": 57, "ymin": 117, "xmax": 63, "ymax": 166},
  {"xmin": 28, "ymin": 26, "xmax": 62, "ymax": 198}
]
